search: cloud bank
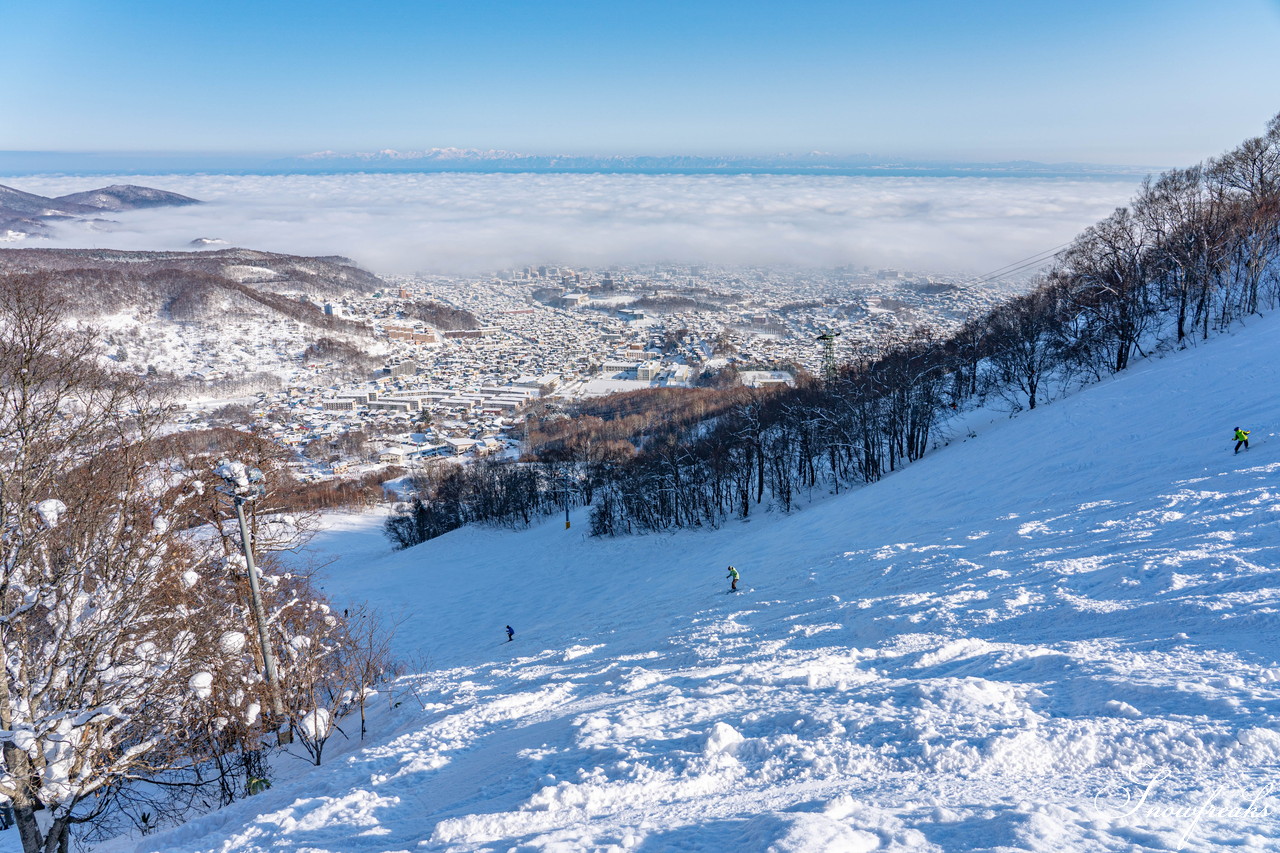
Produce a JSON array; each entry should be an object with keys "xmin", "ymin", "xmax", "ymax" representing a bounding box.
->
[{"xmin": 6, "ymin": 172, "xmax": 1143, "ymax": 276}]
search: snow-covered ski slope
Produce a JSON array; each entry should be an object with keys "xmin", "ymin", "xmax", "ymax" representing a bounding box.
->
[{"xmin": 126, "ymin": 317, "xmax": 1280, "ymax": 852}]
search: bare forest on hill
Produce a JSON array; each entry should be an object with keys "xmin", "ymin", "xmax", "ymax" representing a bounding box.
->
[
  {"xmin": 407, "ymin": 299, "xmax": 480, "ymax": 331},
  {"xmin": 0, "ymin": 247, "xmax": 382, "ymax": 332}
]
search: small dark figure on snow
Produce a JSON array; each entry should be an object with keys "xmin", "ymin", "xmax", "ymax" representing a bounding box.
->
[
  {"xmin": 726, "ymin": 565, "xmax": 739, "ymax": 592},
  {"xmin": 1234, "ymin": 427, "xmax": 1251, "ymax": 454},
  {"xmin": 506, "ymin": 625, "xmax": 515, "ymax": 642}
]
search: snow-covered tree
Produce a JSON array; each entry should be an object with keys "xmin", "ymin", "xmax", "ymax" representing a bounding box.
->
[{"xmin": 0, "ymin": 278, "xmax": 225, "ymax": 853}]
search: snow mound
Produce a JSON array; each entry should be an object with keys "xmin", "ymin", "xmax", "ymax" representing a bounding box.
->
[
  {"xmin": 704, "ymin": 721, "xmax": 745, "ymax": 756},
  {"xmin": 188, "ymin": 671, "xmax": 213, "ymax": 700}
]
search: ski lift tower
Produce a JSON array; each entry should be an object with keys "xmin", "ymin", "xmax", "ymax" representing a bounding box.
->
[{"xmin": 817, "ymin": 330, "xmax": 841, "ymax": 381}]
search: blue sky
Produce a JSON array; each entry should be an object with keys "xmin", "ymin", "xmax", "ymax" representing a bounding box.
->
[{"xmin": 4, "ymin": 0, "xmax": 1280, "ymax": 164}]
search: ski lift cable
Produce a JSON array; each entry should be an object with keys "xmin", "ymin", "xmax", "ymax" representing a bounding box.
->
[
  {"xmin": 961, "ymin": 251, "xmax": 1064, "ymax": 289},
  {"xmin": 973, "ymin": 241, "xmax": 1073, "ymax": 277},
  {"xmin": 967, "ymin": 246, "xmax": 1068, "ymax": 282},
  {"xmin": 967, "ymin": 255, "xmax": 1058, "ymax": 287},
  {"xmin": 961, "ymin": 241, "xmax": 1074, "ymax": 288}
]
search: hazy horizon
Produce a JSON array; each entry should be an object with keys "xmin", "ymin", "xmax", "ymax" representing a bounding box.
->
[
  {"xmin": 0, "ymin": 148, "xmax": 1160, "ymax": 165},
  {"xmin": 2, "ymin": 171, "xmax": 1143, "ymax": 277},
  {"xmin": 0, "ymin": 150, "xmax": 1162, "ymax": 179}
]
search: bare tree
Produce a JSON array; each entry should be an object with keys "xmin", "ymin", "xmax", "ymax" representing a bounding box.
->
[
  {"xmin": 984, "ymin": 286, "xmax": 1064, "ymax": 412},
  {"xmin": 336, "ymin": 603, "xmax": 397, "ymax": 742},
  {"xmin": 1058, "ymin": 207, "xmax": 1154, "ymax": 375},
  {"xmin": 1207, "ymin": 125, "xmax": 1280, "ymax": 317}
]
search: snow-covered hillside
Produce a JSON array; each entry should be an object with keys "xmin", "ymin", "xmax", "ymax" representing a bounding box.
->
[
  {"xmin": 106, "ymin": 315, "xmax": 1280, "ymax": 852},
  {"xmin": 0, "ymin": 247, "xmax": 384, "ymax": 392}
]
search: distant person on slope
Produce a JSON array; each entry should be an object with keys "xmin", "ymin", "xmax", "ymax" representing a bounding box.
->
[
  {"xmin": 1234, "ymin": 427, "xmax": 1251, "ymax": 454},
  {"xmin": 726, "ymin": 565, "xmax": 740, "ymax": 592},
  {"xmin": 506, "ymin": 625, "xmax": 515, "ymax": 642}
]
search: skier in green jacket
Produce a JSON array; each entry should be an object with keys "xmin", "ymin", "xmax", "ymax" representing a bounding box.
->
[
  {"xmin": 726, "ymin": 565, "xmax": 740, "ymax": 592},
  {"xmin": 1234, "ymin": 427, "xmax": 1251, "ymax": 454}
]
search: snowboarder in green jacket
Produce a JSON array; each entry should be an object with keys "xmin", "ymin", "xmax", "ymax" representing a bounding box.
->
[
  {"xmin": 726, "ymin": 565, "xmax": 740, "ymax": 592},
  {"xmin": 1234, "ymin": 427, "xmax": 1251, "ymax": 454}
]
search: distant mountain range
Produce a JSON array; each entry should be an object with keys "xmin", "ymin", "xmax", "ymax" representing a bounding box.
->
[
  {"xmin": 0, "ymin": 150, "xmax": 1156, "ymax": 179},
  {"xmin": 0, "ymin": 183, "xmax": 200, "ymax": 239},
  {"xmin": 275, "ymin": 148, "xmax": 1152, "ymax": 178}
]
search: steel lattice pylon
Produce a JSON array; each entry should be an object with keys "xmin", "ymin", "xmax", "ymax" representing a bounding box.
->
[{"xmin": 817, "ymin": 330, "xmax": 841, "ymax": 381}]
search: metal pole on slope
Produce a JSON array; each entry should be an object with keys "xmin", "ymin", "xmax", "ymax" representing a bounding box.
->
[
  {"xmin": 560, "ymin": 470, "xmax": 572, "ymax": 529},
  {"xmin": 216, "ymin": 459, "xmax": 292, "ymax": 745}
]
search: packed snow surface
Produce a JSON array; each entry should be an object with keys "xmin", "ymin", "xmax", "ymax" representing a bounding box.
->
[{"xmin": 99, "ymin": 316, "xmax": 1280, "ymax": 852}]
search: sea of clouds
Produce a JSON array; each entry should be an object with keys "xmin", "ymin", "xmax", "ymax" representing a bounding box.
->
[{"xmin": 7, "ymin": 172, "xmax": 1144, "ymax": 276}]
